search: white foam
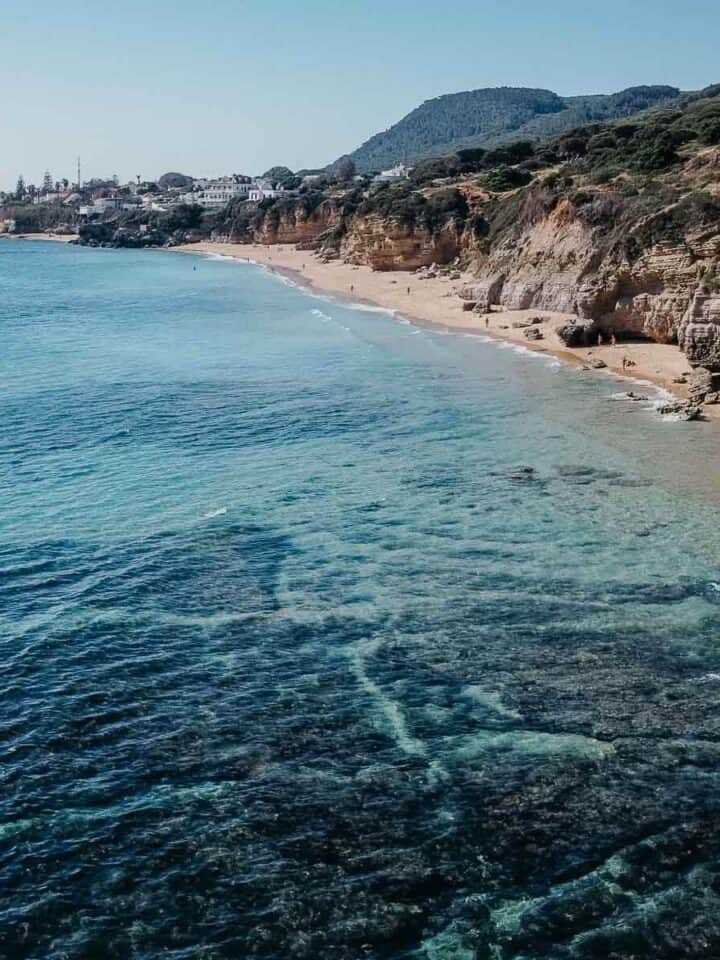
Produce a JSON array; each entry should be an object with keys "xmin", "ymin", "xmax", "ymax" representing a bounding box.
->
[
  {"xmin": 348, "ymin": 638, "xmax": 427, "ymax": 759},
  {"xmin": 202, "ymin": 252, "xmax": 242, "ymax": 263},
  {"xmin": 203, "ymin": 507, "xmax": 227, "ymax": 519},
  {"xmin": 237, "ymin": 261, "xmax": 684, "ymax": 413}
]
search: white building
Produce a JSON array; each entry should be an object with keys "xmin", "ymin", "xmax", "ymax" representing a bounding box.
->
[
  {"xmin": 195, "ymin": 176, "xmax": 251, "ymax": 206},
  {"xmin": 79, "ymin": 195, "xmax": 125, "ymax": 217},
  {"xmin": 248, "ymin": 179, "xmax": 285, "ymax": 202},
  {"xmin": 373, "ymin": 163, "xmax": 412, "ymax": 183}
]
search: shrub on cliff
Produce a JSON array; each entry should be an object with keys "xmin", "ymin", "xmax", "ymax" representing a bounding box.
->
[
  {"xmin": 410, "ymin": 156, "xmax": 461, "ymax": 184},
  {"xmin": 483, "ymin": 141, "xmax": 535, "ymax": 167},
  {"xmin": 159, "ymin": 203, "xmax": 203, "ymax": 232},
  {"xmin": 631, "ymin": 130, "xmax": 681, "ymax": 172},
  {"xmin": 422, "ymin": 189, "xmax": 469, "ymax": 230},
  {"xmin": 480, "ymin": 166, "xmax": 532, "ymax": 192}
]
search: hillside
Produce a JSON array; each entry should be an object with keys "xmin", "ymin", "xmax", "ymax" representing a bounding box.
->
[
  {"xmin": 201, "ymin": 85, "xmax": 720, "ymax": 381},
  {"xmin": 339, "ymin": 84, "xmax": 681, "ymax": 172}
]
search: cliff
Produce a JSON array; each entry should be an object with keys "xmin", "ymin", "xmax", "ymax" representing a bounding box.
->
[
  {"xmin": 73, "ymin": 83, "xmax": 720, "ymax": 378},
  {"xmin": 213, "ymin": 195, "xmax": 343, "ymax": 247},
  {"xmin": 311, "ymin": 87, "xmax": 720, "ymax": 375},
  {"xmin": 457, "ymin": 153, "xmax": 720, "ymax": 368},
  {"xmin": 338, "ymin": 213, "xmax": 464, "ymax": 270}
]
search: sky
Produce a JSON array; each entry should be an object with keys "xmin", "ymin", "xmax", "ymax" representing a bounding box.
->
[{"xmin": 1, "ymin": 0, "xmax": 719, "ymax": 191}]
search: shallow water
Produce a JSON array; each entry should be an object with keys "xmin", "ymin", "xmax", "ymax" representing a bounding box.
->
[{"xmin": 2, "ymin": 239, "xmax": 720, "ymax": 959}]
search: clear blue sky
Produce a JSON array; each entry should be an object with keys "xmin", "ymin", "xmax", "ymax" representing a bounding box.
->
[{"xmin": 1, "ymin": 0, "xmax": 719, "ymax": 190}]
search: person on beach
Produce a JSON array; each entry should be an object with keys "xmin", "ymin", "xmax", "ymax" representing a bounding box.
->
[
  {"xmin": 611, "ymin": 332, "xmax": 617, "ymax": 347},
  {"xmin": 598, "ymin": 332, "xmax": 604, "ymax": 346},
  {"xmin": 407, "ymin": 286, "xmax": 411, "ymax": 295},
  {"xmin": 622, "ymin": 355, "xmax": 628, "ymax": 371},
  {"xmin": 350, "ymin": 284, "xmax": 354, "ymax": 294},
  {"xmin": 485, "ymin": 316, "xmax": 489, "ymax": 328}
]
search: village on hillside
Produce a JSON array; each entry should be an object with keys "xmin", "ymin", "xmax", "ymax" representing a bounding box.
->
[{"xmin": 0, "ymin": 162, "xmax": 413, "ymax": 237}]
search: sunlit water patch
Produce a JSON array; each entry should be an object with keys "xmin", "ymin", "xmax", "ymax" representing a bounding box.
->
[{"xmin": 2, "ymin": 239, "xmax": 720, "ymax": 959}]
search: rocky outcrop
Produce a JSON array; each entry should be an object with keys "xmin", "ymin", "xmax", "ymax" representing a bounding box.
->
[
  {"xmin": 456, "ymin": 183, "xmax": 720, "ymax": 365},
  {"xmin": 338, "ymin": 214, "xmax": 462, "ymax": 271},
  {"xmin": 678, "ymin": 291, "xmax": 720, "ymax": 369},
  {"xmin": 687, "ymin": 366, "xmax": 716, "ymax": 403},
  {"xmin": 657, "ymin": 399, "xmax": 702, "ymax": 420},
  {"xmin": 249, "ymin": 201, "xmax": 342, "ymax": 248}
]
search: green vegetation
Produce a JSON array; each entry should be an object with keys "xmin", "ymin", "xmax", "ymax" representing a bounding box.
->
[
  {"xmin": 70, "ymin": 83, "xmax": 720, "ymax": 260},
  {"xmin": 262, "ymin": 166, "xmax": 294, "ymax": 183},
  {"xmin": 358, "ymin": 183, "xmax": 468, "ymax": 231},
  {"xmin": 541, "ymin": 93, "xmax": 720, "ymax": 177},
  {"xmin": 340, "ymin": 85, "xmax": 681, "ymax": 173},
  {"xmin": 479, "ymin": 166, "xmax": 532, "ymax": 192},
  {"xmin": 158, "ymin": 203, "xmax": 203, "ymax": 232},
  {"xmin": 158, "ymin": 172, "xmax": 194, "ymax": 190},
  {"xmin": 400, "ymin": 86, "xmax": 720, "ymax": 201},
  {"xmin": 0, "ymin": 200, "xmax": 75, "ymax": 233}
]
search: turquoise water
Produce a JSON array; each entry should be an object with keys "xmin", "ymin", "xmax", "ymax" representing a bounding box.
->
[{"xmin": 2, "ymin": 238, "xmax": 720, "ymax": 959}]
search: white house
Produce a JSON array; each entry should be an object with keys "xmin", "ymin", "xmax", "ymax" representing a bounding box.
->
[
  {"xmin": 373, "ymin": 163, "xmax": 412, "ymax": 183},
  {"xmin": 79, "ymin": 195, "xmax": 125, "ymax": 217},
  {"xmin": 195, "ymin": 176, "xmax": 252, "ymax": 206},
  {"xmin": 248, "ymin": 179, "xmax": 285, "ymax": 202}
]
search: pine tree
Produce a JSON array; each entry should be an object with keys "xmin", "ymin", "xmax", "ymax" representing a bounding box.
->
[
  {"xmin": 43, "ymin": 170, "xmax": 53, "ymax": 194},
  {"xmin": 15, "ymin": 175, "xmax": 26, "ymax": 200}
]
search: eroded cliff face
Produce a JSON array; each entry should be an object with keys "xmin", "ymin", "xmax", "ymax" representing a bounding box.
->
[
  {"xmin": 211, "ymin": 154, "xmax": 720, "ymax": 369},
  {"xmin": 458, "ymin": 177, "xmax": 720, "ymax": 367},
  {"xmin": 460, "ymin": 197, "xmax": 595, "ymax": 316},
  {"xmin": 337, "ymin": 214, "xmax": 463, "ymax": 271},
  {"xmin": 680, "ymin": 290, "xmax": 720, "ymax": 368},
  {"xmin": 216, "ymin": 199, "xmax": 343, "ymax": 248}
]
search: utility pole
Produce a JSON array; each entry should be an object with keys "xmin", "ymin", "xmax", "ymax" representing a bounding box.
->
[{"xmin": 77, "ymin": 157, "xmax": 82, "ymax": 190}]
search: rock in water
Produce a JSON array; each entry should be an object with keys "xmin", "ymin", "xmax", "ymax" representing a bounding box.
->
[{"xmin": 658, "ymin": 400, "xmax": 701, "ymax": 421}]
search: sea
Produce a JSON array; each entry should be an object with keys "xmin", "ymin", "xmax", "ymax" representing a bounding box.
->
[{"xmin": 2, "ymin": 238, "xmax": 720, "ymax": 959}]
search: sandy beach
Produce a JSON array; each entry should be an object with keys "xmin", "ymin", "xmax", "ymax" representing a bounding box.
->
[
  {"xmin": 2, "ymin": 233, "xmax": 79, "ymax": 243},
  {"xmin": 176, "ymin": 241, "xmax": 698, "ymax": 405}
]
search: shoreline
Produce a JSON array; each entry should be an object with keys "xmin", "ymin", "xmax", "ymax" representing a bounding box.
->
[
  {"xmin": 0, "ymin": 233, "xmax": 79, "ymax": 243},
  {"xmin": 176, "ymin": 241, "xmax": 701, "ymax": 408}
]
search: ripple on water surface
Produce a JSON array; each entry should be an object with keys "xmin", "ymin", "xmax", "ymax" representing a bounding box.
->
[{"xmin": 2, "ymin": 239, "xmax": 720, "ymax": 959}]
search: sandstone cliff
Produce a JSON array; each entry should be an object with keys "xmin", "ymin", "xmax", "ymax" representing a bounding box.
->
[
  {"xmin": 458, "ymin": 162, "xmax": 720, "ymax": 371},
  {"xmin": 338, "ymin": 213, "xmax": 463, "ymax": 271}
]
